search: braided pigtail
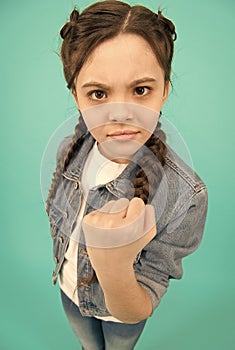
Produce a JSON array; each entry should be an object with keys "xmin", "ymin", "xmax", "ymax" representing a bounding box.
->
[
  {"xmin": 131, "ymin": 123, "xmax": 167, "ymax": 204},
  {"xmin": 46, "ymin": 115, "xmax": 87, "ymax": 215},
  {"xmin": 148, "ymin": 123, "xmax": 167, "ymax": 166}
]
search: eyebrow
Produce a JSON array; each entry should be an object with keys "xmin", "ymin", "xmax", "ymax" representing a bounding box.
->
[
  {"xmin": 129, "ymin": 77, "xmax": 157, "ymax": 88},
  {"xmin": 81, "ymin": 77, "xmax": 157, "ymax": 90},
  {"xmin": 81, "ymin": 82, "xmax": 111, "ymax": 90}
]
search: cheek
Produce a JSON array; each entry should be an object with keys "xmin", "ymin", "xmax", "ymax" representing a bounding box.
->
[
  {"xmin": 89, "ymin": 126, "xmax": 107, "ymax": 142},
  {"xmin": 139, "ymin": 128, "xmax": 152, "ymax": 143}
]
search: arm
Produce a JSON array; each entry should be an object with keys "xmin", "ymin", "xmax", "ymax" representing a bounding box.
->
[
  {"xmin": 134, "ymin": 187, "xmax": 208, "ymax": 309},
  {"xmin": 94, "ymin": 256, "xmax": 153, "ymax": 323},
  {"xmin": 82, "ymin": 197, "xmax": 156, "ymax": 323},
  {"xmin": 83, "ymin": 188, "xmax": 208, "ymax": 323}
]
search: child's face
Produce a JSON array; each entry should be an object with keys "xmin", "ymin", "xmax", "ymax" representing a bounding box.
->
[{"xmin": 73, "ymin": 33, "xmax": 169, "ymax": 161}]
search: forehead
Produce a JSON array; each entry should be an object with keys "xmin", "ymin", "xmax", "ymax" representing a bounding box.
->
[{"xmin": 77, "ymin": 33, "xmax": 164, "ymax": 83}]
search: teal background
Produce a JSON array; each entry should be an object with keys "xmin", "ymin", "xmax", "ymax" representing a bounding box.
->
[{"xmin": 1, "ymin": 0, "xmax": 234, "ymax": 349}]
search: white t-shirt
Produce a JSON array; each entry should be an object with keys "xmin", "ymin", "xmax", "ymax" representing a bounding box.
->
[{"xmin": 59, "ymin": 142, "xmax": 127, "ymax": 322}]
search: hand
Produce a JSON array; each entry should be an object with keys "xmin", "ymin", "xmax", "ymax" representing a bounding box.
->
[{"xmin": 82, "ymin": 197, "xmax": 157, "ymax": 272}]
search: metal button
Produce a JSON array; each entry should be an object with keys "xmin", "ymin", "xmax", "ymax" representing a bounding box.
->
[
  {"xmin": 58, "ymin": 236, "xmax": 64, "ymax": 244},
  {"xmin": 74, "ymin": 182, "xmax": 79, "ymax": 189},
  {"xmin": 80, "ymin": 248, "xmax": 88, "ymax": 255},
  {"xmin": 54, "ymin": 256, "xmax": 58, "ymax": 264},
  {"xmin": 63, "ymin": 212, "xmax": 67, "ymax": 219}
]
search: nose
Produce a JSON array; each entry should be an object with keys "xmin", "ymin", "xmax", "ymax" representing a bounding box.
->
[{"xmin": 108, "ymin": 102, "xmax": 133, "ymax": 122}]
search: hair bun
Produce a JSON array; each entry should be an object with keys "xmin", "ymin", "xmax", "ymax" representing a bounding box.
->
[
  {"xmin": 157, "ymin": 10, "xmax": 177, "ymax": 41},
  {"xmin": 60, "ymin": 22, "xmax": 73, "ymax": 39},
  {"xmin": 60, "ymin": 8, "xmax": 80, "ymax": 40},
  {"xmin": 70, "ymin": 8, "xmax": 80, "ymax": 22}
]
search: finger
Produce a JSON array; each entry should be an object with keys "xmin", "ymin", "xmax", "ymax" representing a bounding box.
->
[
  {"xmin": 99, "ymin": 198, "xmax": 130, "ymax": 224},
  {"xmin": 87, "ymin": 199, "xmax": 129, "ymax": 227},
  {"xmin": 124, "ymin": 205, "xmax": 156, "ymax": 252},
  {"xmin": 107, "ymin": 198, "xmax": 129, "ymax": 216},
  {"xmin": 86, "ymin": 200, "xmax": 115, "ymax": 220},
  {"xmin": 96, "ymin": 200, "xmax": 116, "ymax": 214},
  {"xmin": 124, "ymin": 197, "xmax": 145, "ymax": 223},
  {"xmin": 96, "ymin": 198, "xmax": 129, "ymax": 217}
]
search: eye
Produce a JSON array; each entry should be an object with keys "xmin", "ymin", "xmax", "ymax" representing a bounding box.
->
[
  {"xmin": 89, "ymin": 90, "xmax": 107, "ymax": 100},
  {"xmin": 134, "ymin": 86, "xmax": 151, "ymax": 96}
]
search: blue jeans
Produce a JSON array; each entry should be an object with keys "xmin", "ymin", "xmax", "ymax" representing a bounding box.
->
[{"xmin": 60, "ymin": 289, "xmax": 147, "ymax": 350}]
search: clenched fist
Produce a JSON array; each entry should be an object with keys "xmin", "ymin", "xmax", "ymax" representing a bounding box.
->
[{"xmin": 82, "ymin": 197, "xmax": 157, "ymax": 271}]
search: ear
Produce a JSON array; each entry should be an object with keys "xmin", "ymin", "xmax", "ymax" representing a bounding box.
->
[{"xmin": 161, "ymin": 80, "xmax": 170, "ymax": 107}]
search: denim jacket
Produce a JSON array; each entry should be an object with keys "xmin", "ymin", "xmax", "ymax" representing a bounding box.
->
[{"xmin": 48, "ymin": 130, "xmax": 208, "ymax": 318}]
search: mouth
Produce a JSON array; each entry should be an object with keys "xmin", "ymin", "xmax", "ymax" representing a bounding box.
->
[{"xmin": 107, "ymin": 130, "xmax": 140, "ymax": 141}]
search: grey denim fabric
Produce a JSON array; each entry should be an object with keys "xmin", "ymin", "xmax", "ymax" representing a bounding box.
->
[{"xmin": 48, "ymin": 130, "xmax": 208, "ymax": 318}]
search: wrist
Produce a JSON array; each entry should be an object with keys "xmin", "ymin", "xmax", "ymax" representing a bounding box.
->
[{"xmin": 95, "ymin": 263, "xmax": 135, "ymax": 286}]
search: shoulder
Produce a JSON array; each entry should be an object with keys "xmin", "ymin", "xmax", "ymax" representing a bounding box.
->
[
  {"xmin": 165, "ymin": 146, "xmax": 206, "ymax": 194},
  {"xmin": 152, "ymin": 146, "xmax": 208, "ymax": 229},
  {"xmin": 164, "ymin": 145, "xmax": 207, "ymax": 204}
]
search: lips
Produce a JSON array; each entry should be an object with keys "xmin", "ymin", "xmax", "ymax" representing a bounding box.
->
[
  {"xmin": 108, "ymin": 130, "xmax": 139, "ymax": 136},
  {"xmin": 107, "ymin": 130, "xmax": 140, "ymax": 141}
]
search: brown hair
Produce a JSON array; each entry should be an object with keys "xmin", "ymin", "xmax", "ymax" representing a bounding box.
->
[{"xmin": 46, "ymin": 0, "xmax": 177, "ymax": 214}]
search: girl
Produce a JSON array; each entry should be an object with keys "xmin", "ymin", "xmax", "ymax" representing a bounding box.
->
[{"xmin": 46, "ymin": 1, "xmax": 208, "ymax": 349}]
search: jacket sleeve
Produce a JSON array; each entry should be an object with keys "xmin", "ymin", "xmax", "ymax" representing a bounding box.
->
[{"xmin": 134, "ymin": 187, "xmax": 208, "ymax": 311}]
